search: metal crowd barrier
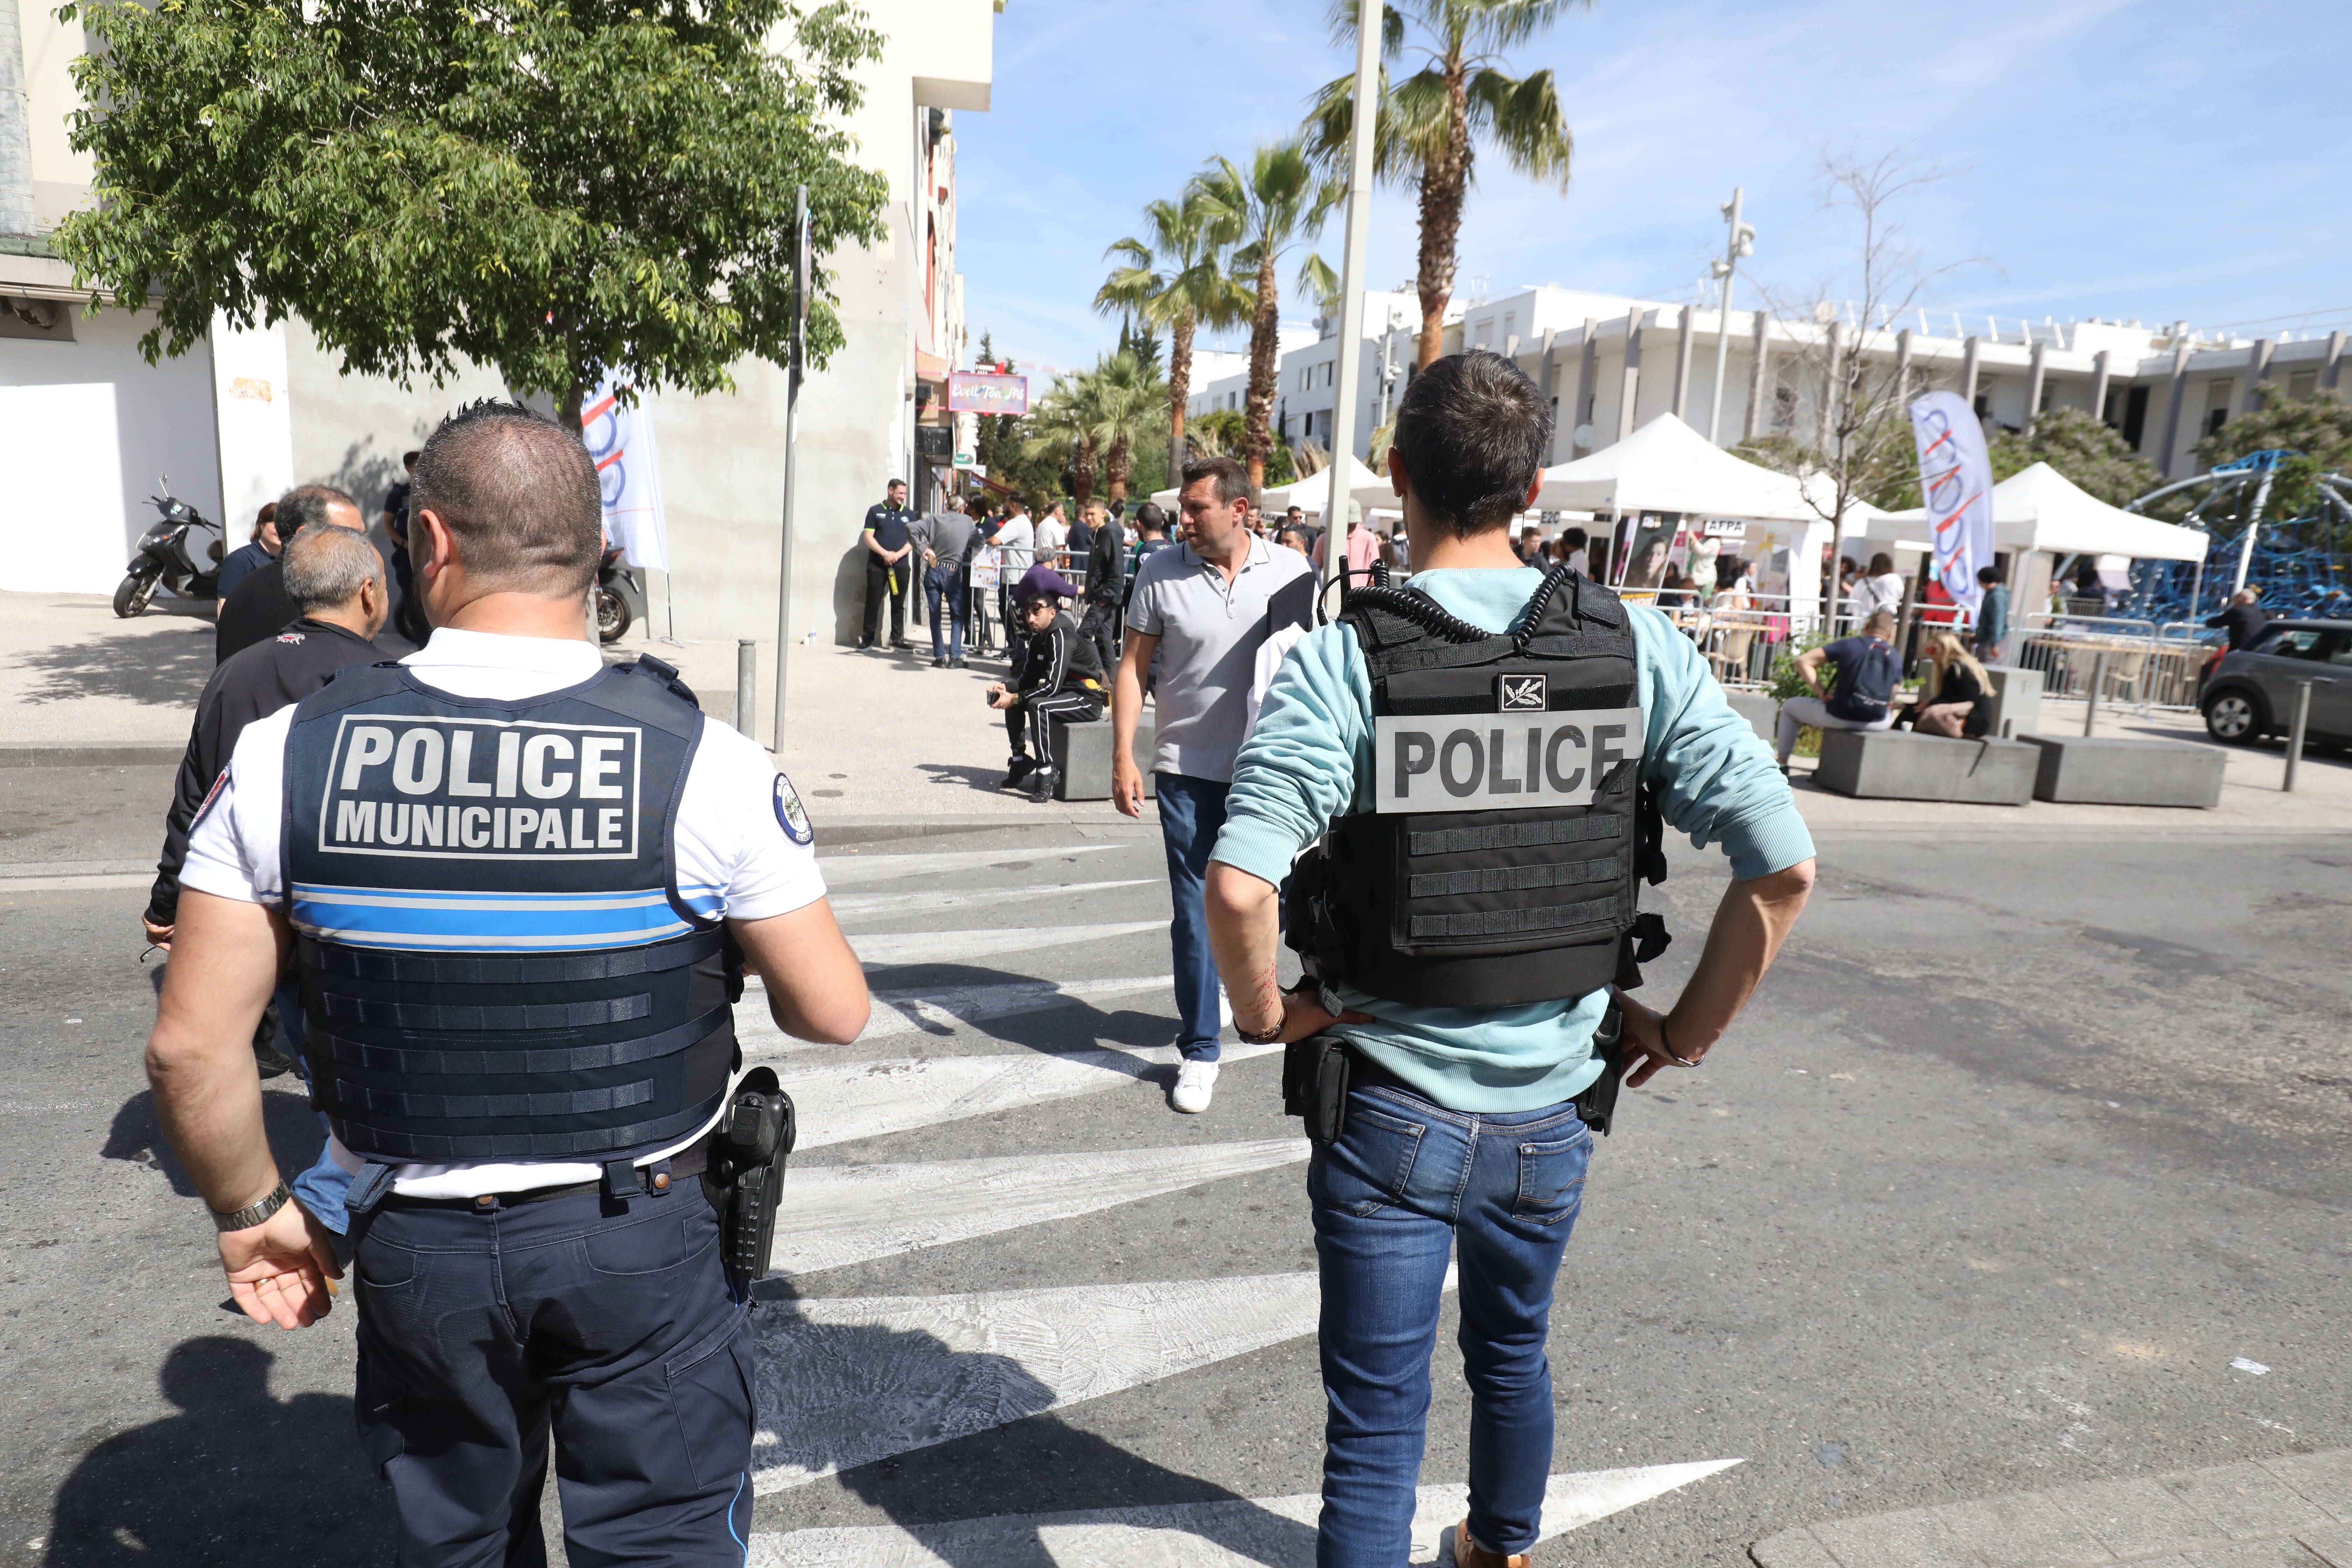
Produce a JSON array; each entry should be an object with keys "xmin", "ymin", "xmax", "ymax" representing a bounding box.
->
[{"xmin": 2007, "ymin": 612, "xmax": 2210, "ymax": 714}]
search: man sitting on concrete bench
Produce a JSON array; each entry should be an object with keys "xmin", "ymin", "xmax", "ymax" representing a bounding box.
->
[
  {"xmin": 986, "ymin": 568, "xmax": 1105, "ymax": 802},
  {"xmin": 1777, "ymin": 608, "xmax": 1900, "ymax": 773}
]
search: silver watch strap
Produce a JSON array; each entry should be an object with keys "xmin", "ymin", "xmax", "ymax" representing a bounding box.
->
[{"xmin": 211, "ymin": 1180, "xmax": 292, "ymax": 1232}]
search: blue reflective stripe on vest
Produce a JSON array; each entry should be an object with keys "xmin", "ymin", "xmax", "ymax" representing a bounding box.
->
[{"xmin": 289, "ymin": 882, "xmax": 694, "ymax": 951}]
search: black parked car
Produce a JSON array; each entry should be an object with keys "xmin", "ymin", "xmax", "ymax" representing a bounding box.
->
[{"xmin": 2200, "ymin": 619, "xmax": 2352, "ymax": 746}]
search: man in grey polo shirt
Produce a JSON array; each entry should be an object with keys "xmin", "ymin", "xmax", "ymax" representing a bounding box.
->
[{"xmin": 1114, "ymin": 455, "xmax": 1314, "ymax": 1113}]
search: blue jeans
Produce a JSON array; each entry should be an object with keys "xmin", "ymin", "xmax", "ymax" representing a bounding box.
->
[
  {"xmin": 1153, "ymin": 772, "xmax": 1227, "ymax": 1062},
  {"xmin": 1310, "ymin": 1079, "xmax": 1593, "ymax": 1566},
  {"xmin": 925, "ymin": 565, "xmax": 968, "ymax": 660},
  {"xmin": 276, "ymin": 979, "xmax": 354, "ymax": 1235}
]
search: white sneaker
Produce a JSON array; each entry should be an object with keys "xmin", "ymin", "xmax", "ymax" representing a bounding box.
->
[
  {"xmin": 1218, "ymin": 988, "xmax": 1233, "ymax": 1031},
  {"xmin": 1171, "ymin": 1059, "xmax": 1220, "ymax": 1114}
]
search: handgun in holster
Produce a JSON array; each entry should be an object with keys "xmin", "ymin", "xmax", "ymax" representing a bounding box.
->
[
  {"xmin": 1572, "ymin": 1001, "xmax": 1626, "ymax": 1136},
  {"xmin": 706, "ymin": 1066, "xmax": 795, "ymax": 1290}
]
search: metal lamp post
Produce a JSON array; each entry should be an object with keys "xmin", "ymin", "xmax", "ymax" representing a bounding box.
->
[{"xmin": 1704, "ymin": 188, "xmax": 1756, "ymax": 446}]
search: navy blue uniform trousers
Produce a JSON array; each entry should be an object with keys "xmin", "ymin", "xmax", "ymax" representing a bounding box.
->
[{"xmin": 352, "ymin": 1181, "xmax": 753, "ymax": 1568}]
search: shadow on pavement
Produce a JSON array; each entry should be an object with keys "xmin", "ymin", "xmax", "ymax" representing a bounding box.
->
[
  {"xmin": 101, "ymin": 1086, "xmax": 327, "ymax": 1201},
  {"xmin": 43, "ymin": 1337, "xmax": 391, "ymax": 1567},
  {"xmin": 13, "ymin": 621, "xmax": 215, "ymax": 708},
  {"xmin": 741, "ymin": 1308, "xmax": 1311, "ymax": 1568},
  {"xmin": 858, "ymin": 961, "xmax": 1177, "ymax": 1060}
]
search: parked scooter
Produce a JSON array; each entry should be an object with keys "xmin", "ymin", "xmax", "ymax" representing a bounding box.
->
[
  {"xmin": 595, "ymin": 546, "xmax": 647, "ymax": 643},
  {"xmin": 114, "ymin": 481, "xmax": 226, "ymax": 617}
]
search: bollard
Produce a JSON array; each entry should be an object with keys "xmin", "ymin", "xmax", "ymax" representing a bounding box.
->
[
  {"xmin": 735, "ymin": 639, "xmax": 757, "ymax": 742},
  {"xmin": 2082, "ymin": 651, "xmax": 2107, "ymax": 737},
  {"xmin": 2284, "ymin": 678, "xmax": 2314, "ymax": 793}
]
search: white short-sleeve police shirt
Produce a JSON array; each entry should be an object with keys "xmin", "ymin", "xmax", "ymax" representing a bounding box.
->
[{"xmin": 181, "ymin": 627, "xmax": 828, "ymax": 1198}]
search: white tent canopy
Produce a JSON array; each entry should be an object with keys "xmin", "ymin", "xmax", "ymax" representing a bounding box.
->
[
  {"xmin": 1530, "ymin": 413, "xmax": 1819, "ymax": 523},
  {"xmin": 1868, "ymin": 462, "xmax": 2206, "ymax": 563}
]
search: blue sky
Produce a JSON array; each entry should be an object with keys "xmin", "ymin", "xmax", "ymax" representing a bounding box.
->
[{"xmin": 951, "ymin": 0, "xmax": 2352, "ymax": 377}]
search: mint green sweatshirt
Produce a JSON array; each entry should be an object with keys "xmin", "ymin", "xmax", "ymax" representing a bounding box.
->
[{"xmin": 1209, "ymin": 567, "xmax": 1816, "ymax": 1112}]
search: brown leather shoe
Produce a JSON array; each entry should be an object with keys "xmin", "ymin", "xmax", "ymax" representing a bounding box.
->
[{"xmin": 1450, "ymin": 1517, "xmax": 1531, "ymax": 1568}]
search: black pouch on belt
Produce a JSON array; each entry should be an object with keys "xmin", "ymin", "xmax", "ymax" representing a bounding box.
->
[
  {"xmin": 1572, "ymin": 1001, "xmax": 1626, "ymax": 1136},
  {"xmin": 707, "ymin": 1066, "xmax": 796, "ymax": 1288},
  {"xmin": 1281, "ymin": 1033, "xmax": 1353, "ymax": 1146}
]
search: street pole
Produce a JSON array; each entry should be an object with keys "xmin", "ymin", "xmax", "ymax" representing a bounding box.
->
[
  {"xmin": 734, "ymin": 639, "xmax": 757, "ymax": 738},
  {"xmin": 2283, "ymin": 678, "xmax": 2319, "ymax": 792},
  {"xmin": 771, "ymin": 184, "xmax": 809, "ymax": 751},
  {"xmin": 2083, "ymin": 650, "xmax": 2107, "ymax": 737},
  {"xmin": 1705, "ymin": 187, "xmax": 1753, "ymax": 446},
  {"xmin": 1321, "ymin": 0, "xmax": 1382, "ymax": 610}
]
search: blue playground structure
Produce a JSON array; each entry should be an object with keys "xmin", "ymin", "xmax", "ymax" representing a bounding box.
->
[{"xmin": 2122, "ymin": 451, "xmax": 2352, "ymax": 626}]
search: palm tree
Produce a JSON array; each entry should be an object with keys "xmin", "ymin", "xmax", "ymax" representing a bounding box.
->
[
  {"xmin": 1191, "ymin": 142, "xmax": 1339, "ymax": 490},
  {"xmin": 1306, "ymin": 0, "xmax": 1581, "ymax": 369},
  {"xmin": 1096, "ymin": 190, "xmax": 1252, "ymax": 484},
  {"xmin": 1021, "ymin": 350, "xmax": 1170, "ymax": 506}
]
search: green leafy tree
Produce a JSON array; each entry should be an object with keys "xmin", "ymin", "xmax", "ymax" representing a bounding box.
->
[
  {"xmin": 2193, "ymin": 385, "xmax": 2352, "ymax": 536},
  {"xmin": 54, "ymin": 0, "xmax": 889, "ymax": 426},
  {"xmin": 1306, "ymin": 0, "xmax": 1581, "ymax": 369},
  {"xmin": 1983, "ymin": 407, "xmax": 2162, "ymax": 510},
  {"xmin": 1022, "ymin": 350, "xmax": 1170, "ymax": 506},
  {"xmin": 1096, "ymin": 189, "xmax": 1252, "ymax": 483},
  {"xmin": 1191, "ymin": 142, "xmax": 1338, "ymax": 490}
]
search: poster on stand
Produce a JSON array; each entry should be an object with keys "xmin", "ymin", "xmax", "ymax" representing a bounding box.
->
[{"xmin": 581, "ymin": 377, "xmax": 670, "ymax": 572}]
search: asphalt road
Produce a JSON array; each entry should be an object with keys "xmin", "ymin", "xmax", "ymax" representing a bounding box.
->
[{"xmin": 1, "ymin": 763, "xmax": 2347, "ymax": 1566}]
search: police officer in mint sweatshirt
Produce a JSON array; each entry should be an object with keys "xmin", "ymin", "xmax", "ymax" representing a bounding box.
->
[{"xmin": 1203, "ymin": 351, "xmax": 1817, "ymax": 1568}]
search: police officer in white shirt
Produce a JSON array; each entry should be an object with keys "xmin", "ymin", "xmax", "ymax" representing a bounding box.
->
[{"xmin": 148, "ymin": 400, "xmax": 870, "ymax": 1567}]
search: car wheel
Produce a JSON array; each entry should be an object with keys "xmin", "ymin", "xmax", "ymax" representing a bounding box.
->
[{"xmin": 2203, "ymin": 688, "xmax": 2264, "ymax": 744}]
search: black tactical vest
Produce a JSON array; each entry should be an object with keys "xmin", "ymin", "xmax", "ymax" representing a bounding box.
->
[
  {"xmin": 1290, "ymin": 566, "xmax": 1669, "ymax": 1008},
  {"xmin": 281, "ymin": 656, "xmax": 740, "ymax": 1166}
]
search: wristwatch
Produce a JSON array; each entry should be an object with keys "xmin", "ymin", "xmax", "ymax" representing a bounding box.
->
[{"xmin": 211, "ymin": 1180, "xmax": 292, "ymax": 1233}]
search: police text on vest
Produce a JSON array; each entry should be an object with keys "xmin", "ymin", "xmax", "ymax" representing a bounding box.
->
[
  {"xmin": 1374, "ymin": 709, "xmax": 1644, "ymax": 812},
  {"xmin": 316, "ymin": 716, "xmax": 643, "ymax": 860}
]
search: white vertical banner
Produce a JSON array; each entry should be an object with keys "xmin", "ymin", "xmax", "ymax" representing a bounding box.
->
[
  {"xmin": 580, "ymin": 377, "xmax": 670, "ymax": 571},
  {"xmin": 1908, "ymin": 390, "xmax": 1993, "ymax": 611}
]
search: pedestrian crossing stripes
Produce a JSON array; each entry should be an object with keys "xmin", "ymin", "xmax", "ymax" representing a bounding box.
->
[
  {"xmin": 830, "ymin": 878, "xmax": 1156, "ymax": 920},
  {"xmin": 737, "ymin": 973, "xmax": 1173, "ymax": 1056},
  {"xmin": 816, "ymin": 842, "xmax": 1128, "ymax": 888},
  {"xmin": 849, "ymin": 920, "xmax": 1165, "ymax": 967},
  {"xmin": 771, "ymin": 1139, "xmax": 1311, "ymax": 1276},
  {"xmin": 747, "ymin": 1461, "xmax": 1744, "ymax": 1564},
  {"xmin": 765, "ymin": 1040, "xmax": 1284, "ymax": 1150}
]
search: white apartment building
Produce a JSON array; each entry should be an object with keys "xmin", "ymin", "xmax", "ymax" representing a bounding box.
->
[
  {"xmin": 1181, "ymin": 275, "xmax": 2348, "ymax": 486},
  {"xmin": 0, "ymin": 0, "xmax": 999, "ymax": 645}
]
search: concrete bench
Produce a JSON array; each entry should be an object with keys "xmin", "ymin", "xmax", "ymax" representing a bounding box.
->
[
  {"xmin": 2018, "ymin": 734, "xmax": 2225, "ymax": 807},
  {"xmin": 1979, "ymin": 664, "xmax": 2043, "ymax": 740},
  {"xmin": 1051, "ymin": 715, "xmax": 1156, "ymax": 803},
  {"xmin": 1723, "ymin": 690, "xmax": 1776, "ymax": 744},
  {"xmin": 1815, "ymin": 727, "xmax": 2037, "ymax": 804}
]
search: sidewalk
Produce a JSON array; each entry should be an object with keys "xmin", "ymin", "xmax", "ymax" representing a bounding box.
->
[{"xmin": 8, "ymin": 588, "xmax": 2350, "ymax": 833}]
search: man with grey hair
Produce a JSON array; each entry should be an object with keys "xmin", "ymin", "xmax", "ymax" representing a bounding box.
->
[
  {"xmin": 148, "ymin": 526, "xmax": 391, "ymax": 1119},
  {"xmin": 213, "ymin": 482, "xmax": 372, "ymax": 662}
]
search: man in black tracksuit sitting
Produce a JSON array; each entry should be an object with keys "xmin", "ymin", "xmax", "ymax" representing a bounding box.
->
[{"xmin": 986, "ymin": 568, "xmax": 1107, "ymax": 802}]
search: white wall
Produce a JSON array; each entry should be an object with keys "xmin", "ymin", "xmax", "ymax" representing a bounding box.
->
[
  {"xmin": 209, "ymin": 315, "xmax": 293, "ymax": 532},
  {"xmin": 0, "ymin": 308, "xmax": 221, "ymax": 590}
]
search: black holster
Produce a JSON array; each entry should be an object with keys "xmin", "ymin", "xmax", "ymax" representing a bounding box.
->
[
  {"xmin": 704, "ymin": 1066, "xmax": 796, "ymax": 1289},
  {"xmin": 1573, "ymin": 1002, "xmax": 1626, "ymax": 1136},
  {"xmin": 1282, "ymin": 1033, "xmax": 1354, "ymax": 1146}
]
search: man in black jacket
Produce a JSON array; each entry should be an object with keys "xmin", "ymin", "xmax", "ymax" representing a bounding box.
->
[
  {"xmin": 212, "ymin": 484, "xmax": 371, "ymax": 663},
  {"xmin": 1079, "ymin": 498, "xmax": 1128, "ymax": 672},
  {"xmin": 986, "ymin": 569, "xmax": 1107, "ymax": 802},
  {"xmin": 2206, "ymin": 587, "xmax": 2268, "ymax": 651},
  {"xmin": 148, "ymin": 528, "xmax": 391, "ymax": 1094}
]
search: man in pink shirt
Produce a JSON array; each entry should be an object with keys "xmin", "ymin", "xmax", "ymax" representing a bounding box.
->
[{"xmin": 1311, "ymin": 500, "xmax": 1381, "ymax": 587}]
